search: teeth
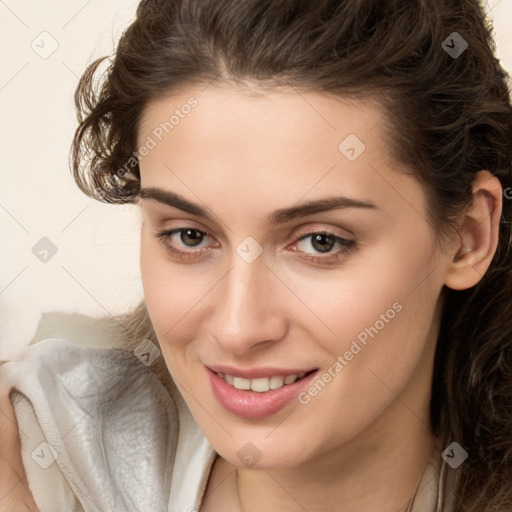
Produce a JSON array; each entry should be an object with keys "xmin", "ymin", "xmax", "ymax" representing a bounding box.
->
[
  {"xmin": 233, "ymin": 377, "xmax": 251, "ymax": 390},
  {"xmin": 283, "ymin": 374, "xmax": 297, "ymax": 385},
  {"xmin": 251, "ymin": 378, "xmax": 270, "ymax": 392},
  {"xmin": 269, "ymin": 376, "xmax": 284, "ymax": 389},
  {"xmin": 217, "ymin": 372, "xmax": 309, "ymax": 392}
]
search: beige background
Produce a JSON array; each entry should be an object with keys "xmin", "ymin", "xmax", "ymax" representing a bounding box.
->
[{"xmin": 1, "ymin": 0, "xmax": 511, "ymax": 360}]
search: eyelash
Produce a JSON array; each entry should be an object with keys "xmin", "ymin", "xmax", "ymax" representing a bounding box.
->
[
  {"xmin": 155, "ymin": 228, "xmax": 214, "ymax": 261},
  {"xmin": 154, "ymin": 228, "xmax": 357, "ymax": 264},
  {"xmin": 292, "ymin": 231, "xmax": 357, "ymax": 264}
]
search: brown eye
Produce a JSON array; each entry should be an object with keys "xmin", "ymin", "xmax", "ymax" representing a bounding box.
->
[
  {"xmin": 310, "ymin": 234, "xmax": 336, "ymax": 253},
  {"xmin": 294, "ymin": 231, "xmax": 355, "ymax": 261},
  {"xmin": 155, "ymin": 227, "xmax": 217, "ymax": 261},
  {"xmin": 180, "ymin": 229, "xmax": 205, "ymax": 246}
]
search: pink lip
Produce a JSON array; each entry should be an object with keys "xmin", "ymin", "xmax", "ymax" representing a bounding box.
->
[
  {"xmin": 207, "ymin": 364, "xmax": 316, "ymax": 379},
  {"xmin": 207, "ymin": 368, "xmax": 318, "ymax": 419}
]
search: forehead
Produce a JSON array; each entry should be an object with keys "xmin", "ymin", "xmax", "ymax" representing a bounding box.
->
[
  {"xmin": 136, "ymin": 85, "xmax": 422, "ymax": 226},
  {"xmin": 138, "ymin": 84, "xmax": 388, "ymax": 156}
]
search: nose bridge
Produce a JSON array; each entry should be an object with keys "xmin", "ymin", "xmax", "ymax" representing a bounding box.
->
[{"xmin": 211, "ymin": 254, "xmax": 286, "ymax": 352}]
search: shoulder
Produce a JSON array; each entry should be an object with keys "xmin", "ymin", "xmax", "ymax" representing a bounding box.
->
[
  {"xmin": 0, "ymin": 338, "xmax": 180, "ymax": 512},
  {"xmin": 2, "ymin": 336, "xmax": 176, "ymax": 412},
  {"xmin": 0, "ymin": 336, "xmax": 181, "ymax": 446}
]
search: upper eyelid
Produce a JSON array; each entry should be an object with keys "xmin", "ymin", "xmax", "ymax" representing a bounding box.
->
[
  {"xmin": 295, "ymin": 229, "xmax": 351, "ymax": 239},
  {"xmin": 155, "ymin": 222, "xmax": 216, "ymax": 239},
  {"xmin": 161, "ymin": 227, "xmax": 217, "ymax": 244},
  {"xmin": 158, "ymin": 225, "xmax": 350, "ymax": 238},
  {"xmin": 291, "ymin": 224, "xmax": 354, "ymax": 242}
]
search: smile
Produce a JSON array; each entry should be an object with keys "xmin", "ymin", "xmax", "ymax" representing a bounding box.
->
[
  {"xmin": 216, "ymin": 371, "xmax": 311, "ymax": 392},
  {"xmin": 208, "ymin": 368, "xmax": 319, "ymax": 419}
]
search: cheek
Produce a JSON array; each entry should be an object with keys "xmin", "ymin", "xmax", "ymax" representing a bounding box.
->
[
  {"xmin": 289, "ymin": 230, "xmax": 443, "ymax": 406},
  {"xmin": 280, "ymin": 241, "xmax": 442, "ymax": 450},
  {"xmin": 139, "ymin": 230, "xmax": 220, "ymax": 353},
  {"xmin": 281, "ymin": 227, "xmax": 441, "ymax": 351}
]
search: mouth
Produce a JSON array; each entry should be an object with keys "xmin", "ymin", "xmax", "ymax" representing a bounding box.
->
[
  {"xmin": 206, "ymin": 367, "xmax": 319, "ymax": 419},
  {"xmin": 214, "ymin": 369, "xmax": 318, "ymax": 393}
]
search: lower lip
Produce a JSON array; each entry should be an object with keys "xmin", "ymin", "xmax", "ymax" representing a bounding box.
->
[{"xmin": 207, "ymin": 369, "xmax": 318, "ymax": 419}]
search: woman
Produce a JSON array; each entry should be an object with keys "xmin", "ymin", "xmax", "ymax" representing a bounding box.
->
[{"xmin": 1, "ymin": 0, "xmax": 511, "ymax": 510}]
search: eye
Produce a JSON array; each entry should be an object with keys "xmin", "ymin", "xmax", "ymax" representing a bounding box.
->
[
  {"xmin": 295, "ymin": 232, "xmax": 353, "ymax": 254},
  {"xmin": 176, "ymin": 228, "xmax": 207, "ymax": 247},
  {"xmin": 155, "ymin": 227, "xmax": 217, "ymax": 259},
  {"xmin": 289, "ymin": 230, "xmax": 357, "ymax": 264},
  {"xmin": 299, "ymin": 233, "xmax": 338, "ymax": 253}
]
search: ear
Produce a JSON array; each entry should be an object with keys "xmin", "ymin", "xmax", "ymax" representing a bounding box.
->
[{"xmin": 444, "ymin": 170, "xmax": 503, "ymax": 291}]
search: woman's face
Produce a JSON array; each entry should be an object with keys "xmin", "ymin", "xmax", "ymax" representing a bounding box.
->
[{"xmin": 138, "ymin": 85, "xmax": 449, "ymax": 469}]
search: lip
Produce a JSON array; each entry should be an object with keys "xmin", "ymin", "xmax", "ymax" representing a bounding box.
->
[
  {"xmin": 207, "ymin": 367, "xmax": 318, "ymax": 419},
  {"xmin": 206, "ymin": 364, "xmax": 317, "ymax": 379}
]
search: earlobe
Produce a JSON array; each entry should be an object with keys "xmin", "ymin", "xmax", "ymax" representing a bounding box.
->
[{"xmin": 444, "ymin": 171, "xmax": 503, "ymax": 291}]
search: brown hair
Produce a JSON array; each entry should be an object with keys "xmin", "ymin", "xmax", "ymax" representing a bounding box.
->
[{"xmin": 71, "ymin": 1, "xmax": 512, "ymax": 510}]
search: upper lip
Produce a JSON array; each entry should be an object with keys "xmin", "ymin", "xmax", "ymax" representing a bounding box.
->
[{"xmin": 207, "ymin": 365, "xmax": 318, "ymax": 379}]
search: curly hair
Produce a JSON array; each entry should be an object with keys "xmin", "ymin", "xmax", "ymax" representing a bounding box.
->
[{"xmin": 70, "ymin": 1, "xmax": 512, "ymax": 510}]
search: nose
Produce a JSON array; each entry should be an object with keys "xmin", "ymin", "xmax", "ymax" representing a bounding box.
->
[{"xmin": 209, "ymin": 255, "xmax": 289, "ymax": 355}]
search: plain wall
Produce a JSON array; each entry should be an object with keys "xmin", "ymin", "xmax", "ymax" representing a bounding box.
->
[{"xmin": 0, "ymin": 1, "xmax": 142, "ymax": 359}]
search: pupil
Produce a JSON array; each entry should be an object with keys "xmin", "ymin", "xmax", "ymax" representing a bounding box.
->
[
  {"xmin": 312, "ymin": 234, "xmax": 334, "ymax": 253},
  {"xmin": 181, "ymin": 229, "xmax": 203, "ymax": 246}
]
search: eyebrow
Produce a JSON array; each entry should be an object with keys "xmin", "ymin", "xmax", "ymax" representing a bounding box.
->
[{"xmin": 139, "ymin": 187, "xmax": 377, "ymax": 225}]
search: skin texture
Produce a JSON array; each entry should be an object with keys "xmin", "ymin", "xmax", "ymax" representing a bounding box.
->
[{"xmin": 137, "ymin": 85, "xmax": 502, "ymax": 511}]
